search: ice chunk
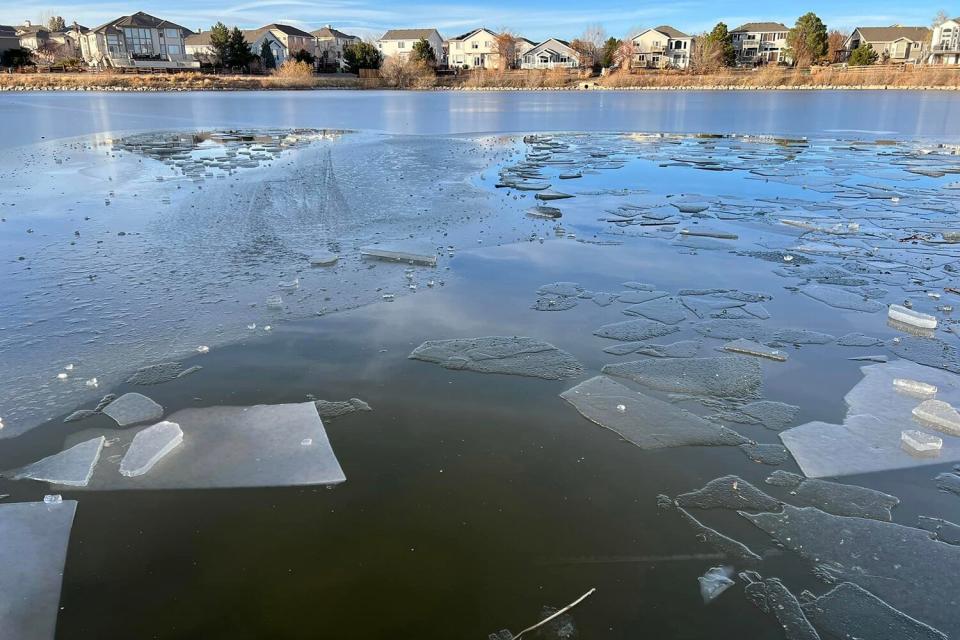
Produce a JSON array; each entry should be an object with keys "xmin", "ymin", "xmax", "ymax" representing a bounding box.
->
[
  {"xmin": 603, "ymin": 340, "xmax": 701, "ymax": 358},
  {"xmin": 740, "ymin": 443, "xmax": 789, "ymax": 465},
  {"xmin": 126, "ymin": 362, "xmax": 201, "ymax": 385},
  {"xmin": 800, "ymin": 582, "xmax": 947, "ymax": 640},
  {"xmin": 537, "ymin": 282, "xmax": 582, "ymax": 297},
  {"xmin": 309, "ymin": 252, "xmax": 339, "ymax": 266},
  {"xmin": 617, "ymin": 289, "xmax": 669, "ymax": 304},
  {"xmin": 532, "ymin": 296, "xmax": 578, "ymax": 311},
  {"xmin": 901, "ymin": 429, "xmax": 943, "ymax": 456},
  {"xmin": 693, "ymin": 320, "xmax": 834, "ymax": 346},
  {"xmin": 836, "ymin": 332, "xmax": 884, "ymax": 347},
  {"xmin": 313, "ymin": 398, "xmax": 372, "ymax": 419},
  {"xmin": 763, "ymin": 470, "xmax": 899, "ymax": 521},
  {"xmin": 622, "ymin": 296, "xmax": 687, "ymax": 325},
  {"xmin": 722, "ymin": 339, "xmax": 787, "ymax": 362},
  {"xmin": 917, "ymin": 516, "xmax": 960, "ymax": 545},
  {"xmin": 535, "ymin": 189, "xmax": 574, "ymax": 201},
  {"xmin": 711, "ymin": 401, "xmax": 799, "ymax": 431},
  {"xmin": 602, "ymin": 356, "xmax": 761, "ymax": 398},
  {"xmin": 360, "ymin": 243, "xmax": 437, "ymax": 266},
  {"xmin": 101, "ymin": 393, "xmax": 163, "ymax": 427},
  {"xmin": 593, "ymin": 319, "xmax": 679, "ymax": 342},
  {"xmin": 934, "ymin": 470, "xmax": 960, "ymax": 496},
  {"xmin": 699, "ymin": 566, "xmax": 735, "ymax": 604},
  {"xmin": 887, "ymin": 336, "xmax": 960, "ymax": 374},
  {"xmin": 912, "ymin": 400, "xmax": 960, "ymax": 435},
  {"xmin": 119, "ymin": 421, "xmax": 183, "ymax": 477},
  {"xmin": 0, "ymin": 500, "xmax": 77, "ymax": 640},
  {"xmin": 676, "ymin": 475, "xmax": 781, "ymax": 512},
  {"xmin": 676, "ymin": 506, "xmax": 761, "ymax": 567},
  {"xmin": 889, "ymin": 304, "xmax": 937, "ymax": 329},
  {"xmin": 800, "ymin": 285, "xmax": 884, "ymax": 312},
  {"xmin": 894, "ymin": 378, "xmax": 938, "ymax": 398},
  {"xmin": 409, "ymin": 337, "xmax": 583, "ymax": 380},
  {"xmin": 740, "ymin": 574, "xmax": 819, "ymax": 640},
  {"xmin": 526, "ymin": 205, "xmax": 562, "ymax": 219},
  {"xmin": 10, "ymin": 436, "xmax": 104, "ymax": 487},
  {"xmin": 560, "ymin": 376, "xmax": 749, "ymax": 450}
]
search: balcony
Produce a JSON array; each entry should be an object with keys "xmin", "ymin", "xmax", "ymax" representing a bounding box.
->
[{"xmin": 932, "ymin": 43, "xmax": 960, "ymax": 53}]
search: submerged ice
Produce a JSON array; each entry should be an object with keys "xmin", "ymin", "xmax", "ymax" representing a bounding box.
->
[{"xmin": 409, "ymin": 337, "xmax": 583, "ymax": 380}]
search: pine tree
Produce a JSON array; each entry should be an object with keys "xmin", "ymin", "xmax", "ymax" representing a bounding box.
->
[
  {"xmin": 226, "ymin": 27, "xmax": 252, "ymax": 68},
  {"xmin": 260, "ymin": 40, "xmax": 277, "ymax": 69},
  {"xmin": 208, "ymin": 22, "xmax": 230, "ymax": 67},
  {"xmin": 786, "ymin": 13, "xmax": 828, "ymax": 66},
  {"xmin": 411, "ymin": 38, "xmax": 436, "ymax": 65},
  {"xmin": 706, "ymin": 22, "xmax": 735, "ymax": 67}
]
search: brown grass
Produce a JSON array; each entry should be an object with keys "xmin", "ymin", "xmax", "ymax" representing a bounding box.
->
[{"xmin": 0, "ymin": 71, "xmax": 359, "ymax": 91}]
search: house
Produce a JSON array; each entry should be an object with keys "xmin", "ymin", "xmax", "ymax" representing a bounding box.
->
[
  {"xmin": 377, "ymin": 28, "xmax": 444, "ymax": 63},
  {"xmin": 446, "ymin": 28, "xmax": 501, "ymax": 69},
  {"xmin": 185, "ymin": 24, "xmax": 314, "ymax": 67},
  {"xmin": 16, "ymin": 21, "xmax": 87, "ymax": 61},
  {"xmin": 929, "ymin": 18, "xmax": 959, "ymax": 65},
  {"xmin": 632, "ymin": 25, "xmax": 693, "ymax": 69},
  {"xmin": 0, "ymin": 25, "xmax": 19, "ymax": 56},
  {"xmin": 731, "ymin": 22, "xmax": 790, "ymax": 65},
  {"xmin": 79, "ymin": 11, "xmax": 198, "ymax": 68},
  {"xmin": 520, "ymin": 38, "xmax": 579, "ymax": 69},
  {"xmin": 841, "ymin": 26, "xmax": 931, "ymax": 64},
  {"xmin": 312, "ymin": 25, "xmax": 360, "ymax": 70}
]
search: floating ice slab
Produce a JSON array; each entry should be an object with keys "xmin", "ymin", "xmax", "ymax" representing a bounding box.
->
[
  {"xmin": 313, "ymin": 398, "xmax": 372, "ymax": 419},
  {"xmin": 912, "ymin": 400, "xmax": 960, "ymax": 435},
  {"xmin": 309, "ymin": 251, "xmax": 339, "ymax": 266},
  {"xmin": 593, "ymin": 319, "xmax": 679, "ymax": 342},
  {"xmin": 409, "ymin": 337, "xmax": 583, "ymax": 380},
  {"xmin": 127, "ymin": 362, "xmax": 200, "ymax": 385},
  {"xmin": 889, "ymin": 304, "xmax": 937, "ymax": 330},
  {"xmin": 779, "ymin": 360, "xmax": 960, "ymax": 477},
  {"xmin": 722, "ymin": 339, "xmax": 787, "ymax": 362},
  {"xmin": 535, "ymin": 189, "xmax": 573, "ymax": 201},
  {"xmin": 101, "ymin": 393, "xmax": 163, "ymax": 427},
  {"xmin": 602, "ymin": 356, "xmax": 761, "ymax": 398},
  {"xmin": 74, "ymin": 402, "xmax": 344, "ymax": 490},
  {"xmin": 894, "ymin": 378, "xmax": 938, "ymax": 398},
  {"xmin": 741, "ymin": 574, "xmax": 819, "ymax": 640},
  {"xmin": 902, "ymin": 429, "xmax": 943, "ymax": 456},
  {"xmin": 676, "ymin": 475, "xmax": 781, "ymax": 512},
  {"xmin": 739, "ymin": 443, "xmax": 789, "ymax": 465},
  {"xmin": 0, "ymin": 500, "xmax": 77, "ymax": 640},
  {"xmin": 622, "ymin": 296, "xmax": 687, "ymax": 325},
  {"xmin": 560, "ymin": 376, "xmax": 749, "ymax": 450},
  {"xmin": 119, "ymin": 421, "xmax": 183, "ymax": 477},
  {"xmin": 764, "ymin": 470, "xmax": 899, "ymax": 521},
  {"xmin": 360, "ymin": 243, "xmax": 437, "ymax": 266},
  {"xmin": 711, "ymin": 401, "xmax": 799, "ymax": 431},
  {"xmin": 800, "ymin": 285, "xmax": 884, "ymax": 313},
  {"xmin": 676, "ymin": 506, "xmax": 761, "ymax": 567},
  {"xmin": 10, "ymin": 437, "xmax": 104, "ymax": 487},
  {"xmin": 917, "ymin": 516, "xmax": 960, "ymax": 545},
  {"xmin": 699, "ymin": 566, "xmax": 735, "ymax": 604}
]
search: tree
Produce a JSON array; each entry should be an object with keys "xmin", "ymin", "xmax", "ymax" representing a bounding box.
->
[
  {"xmin": 227, "ymin": 27, "xmax": 253, "ymax": 68},
  {"xmin": 786, "ymin": 12, "xmax": 828, "ymax": 66},
  {"xmin": 47, "ymin": 15, "xmax": 66, "ymax": 31},
  {"xmin": 613, "ymin": 39, "xmax": 636, "ymax": 69},
  {"xmin": 208, "ymin": 22, "xmax": 231, "ymax": 66},
  {"xmin": 827, "ymin": 29, "xmax": 845, "ymax": 63},
  {"xmin": 260, "ymin": 40, "xmax": 277, "ymax": 69},
  {"xmin": 569, "ymin": 39, "xmax": 595, "ymax": 69},
  {"xmin": 293, "ymin": 48, "xmax": 315, "ymax": 65},
  {"xmin": 848, "ymin": 42, "xmax": 878, "ymax": 66},
  {"xmin": 933, "ymin": 9, "xmax": 950, "ymax": 27},
  {"xmin": 343, "ymin": 41, "xmax": 382, "ymax": 71},
  {"xmin": 410, "ymin": 38, "xmax": 436, "ymax": 65},
  {"xmin": 705, "ymin": 22, "xmax": 736, "ymax": 67},
  {"xmin": 690, "ymin": 33, "xmax": 721, "ymax": 72},
  {"xmin": 599, "ymin": 37, "xmax": 621, "ymax": 68},
  {"xmin": 1, "ymin": 47, "xmax": 35, "ymax": 68},
  {"xmin": 494, "ymin": 30, "xmax": 519, "ymax": 70},
  {"xmin": 381, "ymin": 56, "xmax": 432, "ymax": 88}
]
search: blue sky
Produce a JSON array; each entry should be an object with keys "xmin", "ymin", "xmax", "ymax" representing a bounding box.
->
[{"xmin": 1, "ymin": 0, "xmax": 952, "ymax": 41}]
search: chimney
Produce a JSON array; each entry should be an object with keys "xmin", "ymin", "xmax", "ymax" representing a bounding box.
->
[{"xmin": 24, "ymin": 19, "xmax": 31, "ymax": 27}]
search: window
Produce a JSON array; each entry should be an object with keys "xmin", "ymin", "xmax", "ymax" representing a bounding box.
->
[
  {"xmin": 123, "ymin": 27, "xmax": 155, "ymax": 55},
  {"xmin": 398, "ymin": 41, "xmax": 405, "ymax": 48},
  {"xmin": 471, "ymin": 42, "xmax": 479, "ymax": 49},
  {"xmin": 455, "ymin": 42, "xmax": 461, "ymax": 49},
  {"xmin": 106, "ymin": 33, "xmax": 123, "ymax": 55},
  {"xmin": 164, "ymin": 28, "xmax": 179, "ymax": 39},
  {"xmin": 166, "ymin": 44, "xmax": 181, "ymax": 55}
]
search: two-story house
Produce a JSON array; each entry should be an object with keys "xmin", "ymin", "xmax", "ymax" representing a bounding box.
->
[
  {"xmin": 842, "ymin": 25, "xmax": 931, "ymax": 64},
  {"xmin": 80, "ymin": 11, "xmax": 198, "ymax": 68},
  {"xmin": 185, "ymin": 24, "xmax": 314, "ymax": 68},
  {"xmin": 930, "ymin": 18, "xmax": 960, "ymax": 65},
  {"xmin": 16, "ymin": 21, "xmax": 88, "ymax": 61},
  {"xmin": 312, "ymin": 25, "xmax": 360, "ymax": 70},
  {"xmin": 632, "ymin": 25, "xmax": 694, "ymax": 69},
  {"xmin": 519, "ymin": 38, "xmax": 579, "ymax": 69},
  {"xmin": 731, "ymin": 22, "xmax": 790, "ymax": 66},
  {"xmin": 377, "ymin": 28, "xmax": 444, "ymax": 63},
  {"xmin": 446, "ymin": 28, "xmax": 501, "ymax": 69}
]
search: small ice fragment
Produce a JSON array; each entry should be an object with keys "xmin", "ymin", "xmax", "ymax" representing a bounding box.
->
[
  {"xmin": 360, "ymin": 243, "xmax": 437, "ymax": 266},
  {"xmin": 722, "ymin": 338, "xmax": 787, "ymax": 362},
  {"xmin": 301, "ymin": 438, "xmax": 313, "ymax": 446},
  {"xmin": 101, "ymin": 393, "xmax": 164, "ymax": 428},
  {"xmin": 56, "ymin": 373, "xmax": 68, "ymax": 380},
  {"xmin": 382, "ymin": 294, "xmax": 395, "ymax": 301},
  {"xmin": 699, "ymin": 566, "xmax": 735, "ymax": 603},
  {"xmin": 888, "ymin": 304, "xmax": 937, "ymax": 330},
  {"xmin": 196, "ymin": 345, "xmax": 209, "ymax": 354},
  {"xmin": 85, "ymin": 377, "xmax": 98, "ymax": 388},
  {"xmin": 247, "ymin": 323, "xmax": 257, "ymax": 330},
  {"xmin": 309, "ymin": 252, "xmax": 338, "ymax": 267},
  {"xmin": 266, "ymin": 295, "xmax": 284, "ymax": 310},
  {"xmin": 43, "ymin": 494, "xmax": 62, "ymax": 504},
  {"xmin": 11, "ymin": 436, "xmax": 104, "ymax": 487},
  {"xmin": 64, "ymin": 364, "xmax": 74, "ymax": 371},
  {"xmin": 264, "ymin": 325, "xmax": 272, "ymax": 331},
  {"xmin": 278, "ymin": 278, "xmax": 299, "ymax": 291},
  {"xmin": 783, "ymin": 255, "xmax": 794, "ymax": 262},
  {"xmin": 616, "ymin": 404, "xmax": 626, "ymax": 413},
  {"xmin": 901, "ymin": 430, "xmax": 942, "ymax": 456},
  {"xmin": 912, "ymin": 400, "xmax": 960, "ymax": 435},
  {"xmin": 892, "ymin": 378, "xmax": 937, "ymax": 398},
  {"xmin": 119, "ymin": 421, "xmax": 183, "ymax": 477}
]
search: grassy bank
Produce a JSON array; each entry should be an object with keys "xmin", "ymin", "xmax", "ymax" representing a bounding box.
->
[{"xmin": 0, "ymin": 71, "xmax": 360, "ymax": 91}]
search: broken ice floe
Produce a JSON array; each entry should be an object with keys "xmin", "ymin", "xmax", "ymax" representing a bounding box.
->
[
  {"xmin": 0, "ymin": 500, "xmax": 77, "ymax": 640},
  {"xmin": 917, "ymin": 516, "xmax": 960, "ymax": 545},
  {"xmin": 593, "ymin": 318, "xmax": 679, "ymax": 342},
  {"xmin": 912, "ymin": 399, "xmax": 960, "ymax": 435},
  {"xmin": 889, "ymin": 304, "xmax": 938, "ymax": 330},
  {"xmin": 675, "ymin": 506, "xmax": 761, "ymax": 567},
  {"xmin": 622, "ymin": 296, "xmax": 687, "ymax": 324},
  {"xmin": 119, "ymin": 421, "xmax": 183, "ymax": 477},
  {"xmin": 602, "ymin": 340, "xmax": 701, "ymax": 358},
  {"xmin": 602, "ymin": 356, "xmax": 761, "ymax": 399},
  {"xmin": 722, "ymin": 339, "xmax": 787, "ymax": 362},
  {"xmin": 560, "ymin": 376, "xmax": 749, "ymax": 450},
  {"xmin": 739, "ymin": 573, "xmax": 819, "ymax": 640},
  {"xmin": 409, "ymin": 337, "xmax": 583, "ymax": 380},
  {"xmin": 126, "ymin": 362, "xmax": 201, "ymax": 385},
  {"xmin": 101, "ymin": 393, "xmax": 163, "ymax": 427},
  {"xmin": 902, "ymin": 429, "xmax": 944, "ymax": 456},
  {"xmin": 313, "ymin": 398, "xmax": 372, "ymax": 419},
  {"xmin": 676, "ymin": 475, "xmax": 781, "ymax": 512},
  {"xmin": 360, "ymin": 243, "xmax": 437, "ymax": 266},
  {"xmin": 699, "ymin": 566, "xmax": 735, "ymax": 604},
  {"xmin": 764, "ymin": 470, "xmax": 899, "ymax": 521},
  {"xmin": 9, "ymin": 437, "xmax": 104, "ymax": 487},
  {"xmin": 800, "ymin": 284, "xmax": 884, "ymax": 313},
  {"xmin": 309, "ymin": 251, "xmax": 339, "ymax": 266},
  {"xmin": 710, "ymin": 400, "xmax": 799, "ymax": 431},
  {"xmin": 739, "ymin": 443, "xmax": 789, "ymax": 465}
]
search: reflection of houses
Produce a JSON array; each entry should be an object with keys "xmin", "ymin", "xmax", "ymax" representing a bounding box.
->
[
  {"xmin": 446, "ymin": 28, "xmax": 500, "ymax": 69},
  {"xmin": 930, "ymin": 18, "xmax": 960, "ymax": 65},
  {"xmin": 377, "ymin": 28, "xmax": 444, "ymax": 62},
  {"xmin": 841, "ymin": 26, "xmax": 931, "ymax": 64},
  {"xmin": 311, "ymin": 25, "xmax": 360, "ymax": 70},
  {"xmin": 185, "ymin": 24, "xmax": 315, "ymax": 67},
  {"xmin": 80, "ymin": 12, "xmax": 198, "ymax": 68},
  {"xmin": 632, "ymin": 25, "xmax": 693, "ymax": 69},
  {"xmin": 520, "ymin": 38, "xmax": 579, "ymax": 69},
  {"xmin": 731, "ymin": 22, "xmax": 789, "ymax": 65}
]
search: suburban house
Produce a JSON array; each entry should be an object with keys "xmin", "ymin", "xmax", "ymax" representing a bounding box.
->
[
  {"xmin": 16, "ymin": 21, "xmax": 88, "ymax": 61},
  {"xmin": 185, "ymin": 24, "xmax": 314, "ymax": 67},
  {"xmin": 0, "ymin": 25, "xmax": 19, "ymax": 56},
  {"xmin": 79, "ymin": 11, "xmax": 198, "ymax": 68},
  {"xmin": 632, "ymin": 25, "xmax": 693, "ymax": 69},
  {"xmin": 446, "ymin": 28, "xmax": 500, "ymax": 69},
  {"xmin": 312, "ymin": 25, "xmax": 360, "ymax": 70},
  {"xmin": 929, "ymin": 18, "xmax": 959, "ymax": 65},
  {"xmin": 377, "ymin": 28, "xmax": 444, "ymax": 63},
  {"xmin": 731, "ymin": 22, "xmax": 790, "ymax": 65},
  {"xmin": 842, "ymin": 25, "xmax": 931, "ymax": 64},
  {"xmin": 520, "ymin": 38, "xmax": 579, "ymax": 69}
]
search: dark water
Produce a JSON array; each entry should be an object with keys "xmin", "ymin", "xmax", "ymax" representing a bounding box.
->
[{"xmin": 2, "ymin": 92, "xmax": 960, "ymax": 639}]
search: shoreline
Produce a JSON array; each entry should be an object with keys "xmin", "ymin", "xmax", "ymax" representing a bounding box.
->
[{"xmin": 3, "ymin": 84, "xmax": 960, "ymax": 92}]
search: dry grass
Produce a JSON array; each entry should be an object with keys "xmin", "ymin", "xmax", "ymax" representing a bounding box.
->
[{"xmin": 0, "ymin": 71, "xmax": 359, "ymax": 91}]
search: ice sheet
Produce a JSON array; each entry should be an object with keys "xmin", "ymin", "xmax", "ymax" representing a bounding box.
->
[
  {"xmin": 764, "ymin": 470, "xmax": 899, "ymax": 521},
  {"xmin": 409, "ymin": 337, "xmax": 583, "ymax": 380},
  {"xmin": 676, "ymin": 475, "xmax": 781, "ymax": 512},
  {"xmin": 9, "ymin": 437, "xmax": 104, "ymax": 487},
  {"xmin": 602, "ymin": 357, "xmax": 761, "ymax": 398}
]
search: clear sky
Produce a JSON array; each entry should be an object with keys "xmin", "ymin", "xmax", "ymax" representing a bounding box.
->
[{"xmin": 1, "ymin": 0, "xmax": 952, "ymax": 41}]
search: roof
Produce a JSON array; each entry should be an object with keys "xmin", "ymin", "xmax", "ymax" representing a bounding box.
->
[
  {"xmin": 650, "ymin": 25, "xmax": 690, "ymax": 39},
  {"xmin": 17, "ymin": 25, "xmax": 50, "ymax": 36},
  {"xmin": 527, "ymin": 38, "xmax": 576, "ymax": 53},
  {"xmin": 92, "ymin": 12, "xmax": 192, "ymax": 36},
  {"xmin": 448, "ymin": 27, "xmax": 496, "ymax": 41},
  {"xmin": 185, "ymin": 28, "xmax": 282, "ymax": 46},
  {"xmin": 853, "ymin": 26, "xmax": 932, "ymax": 43},
  {"xmin": 311, "ymin": 26, "xmax": 359, "ymax": 40},
  {"xmin": 731, "ymin": 22, "xmax": 789, "ymax": 33},
  {"xmin": 380, "ymin": 28, "xmax": 440, "ymax": 41},
  {"xmin": 0, "ymin": 25, "xmax": 17, "ymax": 38},
  {"xmin": 256, "ymin": 23, "xmax": 313, "ymax": 38}
]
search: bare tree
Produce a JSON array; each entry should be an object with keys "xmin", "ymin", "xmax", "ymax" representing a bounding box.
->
[
  {"xmin": 495, "ymin": 29, "xmax": 519, "ymax": 71},
  {"xmin": 827, "ymin": 29, "xmax": 845, "ymax": 63},
  {"xmin": 933, "ymin": 9, "xmax": 950, "ymax": 27},
  {"xmin": 689, "ymin": 32, "xmax": 722, "ymax": 73},
  {"xmin": 613, "ymin": 38, "xmax": 636, "ymax": 70}
]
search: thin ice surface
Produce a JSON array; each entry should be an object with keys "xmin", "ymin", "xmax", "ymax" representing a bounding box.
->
[
  {"xmin": 560, "ymin": 376, "xmax": 749, "ymax": 450},
  {"xmin": 119, "ymin": 421, "xmax": 183, "ymax": 478},
  {"xmin": 126, "ymin": 362, "xmax": 201, "ymax": 385},
  {"xmin": 593, "ymin": 319, "xmax": 679, "ymax": 342},
  {"xmin": 917, "ymin": 516, "xmax": 960, "ymax": 545},
  {"xmin": 739, "ymin": 443, "xmax": 790, "ymax": 465},
  {"xmin": 675, "ymin": 506, "xmax": 761, "ymax": 567},
  {"xmin": 764, "ymin": 470, "xmax": 899, "ymax": 521},
  {"xmin": 409, "ymin": 337, "xmax": 583, "ymax": 380},
  {"xmin": 800, "ymin": 285, "xmax": 884, "ymax": 313},
  {"xmin": 75, "ymin": 402, "xmax": 345, "ymax": 490},
  {"xmin": 676, "ymin": 475, "xmax": 781, "ymax": 512},
  {"xmin": 711, "ymin": 401, "xmax": 800, "ymax": 431},
  {"xmin": 101, "ymin": 393, "xmax": 164, "ymax": 428},
  {"xmin": 741, "ymin": 505, "xmax": 960, "ymax": 634},
  {"xmin": 0, "ymin": 500, "xmax": 77, "ymax": 640},
  {"xmin": 741, "ymin": 574, "xmax": 820, "ymax": 640},
  {"xmin": 602, "ymin": 356, "xmax": 761, "ymax": 398},
  {"xmin": 313, "ymin": 398, "xmax": 372, "ymax": 419},
  {"xmin": 9, "ymin": 436, "xmax": 104, "ymax": 487},
  {"xmin": 780, "ymin": 360, "xmax": 960, "ymax": 477}
]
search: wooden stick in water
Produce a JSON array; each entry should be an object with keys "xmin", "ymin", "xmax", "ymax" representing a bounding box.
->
[{"xmin": 511, "ymin": 587, "xmax": 596, "ymax": 640}]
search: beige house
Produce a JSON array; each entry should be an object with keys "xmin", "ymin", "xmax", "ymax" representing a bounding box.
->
[
  {"xmin": 80, "ymin": 12, "xmax": 197, "ymax": 68},
  {"xmin": 16, "ymin": 21, "xmax": 88, "ymax": 61},
  {"xmin": 378, "ymin": 28, "xmax": 444, "ymax": 63},
  {"xmin": 520, "ymin": 38, "xmax": 579, "ymax": 69},
  {"xmin": 446, "ymin": 28, "xmax": 500, "ymax": 69},
  {"xmin": 312, "ymin": 25, "xmax": 360, "ymax": 70},
  {"xmin": 929, "ymin": 18, "xmax": 960, "ymax": 65},
  {"xmin": 731, "ymin": 22, "xmax": 789, "ymax": 65},
  {"xmin": 185, "ymin": 24, "xmax": 314, "ymax": 67},
  {"xmin": 842, "ymin": 26, "xmax": 931, "ymax": 64},
  {"xmin": 632, "ymin": 25, "xmax": 693, "ymax": 69}
]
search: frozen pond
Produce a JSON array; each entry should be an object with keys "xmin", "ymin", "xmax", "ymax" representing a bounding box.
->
[{"xmin": 2, "ymin": 91, "xmax": 960, "ymax": 639}]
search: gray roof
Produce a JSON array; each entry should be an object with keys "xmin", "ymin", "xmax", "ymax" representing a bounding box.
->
[
  {"xmin": 256, "ymin": 23, "xmax": 313, "ymax": 38},
  {"xmin": 92, "ymin": 12, "xmax": 192, "ymax": 36},
  {"xmin": 732, "ymin": 22, "xmax": 789, "ymax": 33},
  {"xmin": 0, "ymin": 25, "xmax": 17, "ymax": 38},
  {"xmin": 186, "ymin": 24, "xmax": 312, "ymax": 47},
  {"xmin": 311, "ymin": 26, "xmax": 359, "ymax": 40},
  {"xmin": 380, "ymin": 28, "xmax": 440, "ymax": 41},
  {"xmin": 854, "ymin": 26, "xmax": 932, "ymax": 42},
  {"xmin": 651, "ymin": 25, "xmax": 690, "ymax": 39},
  {"xmin": 448, "ymin": 27, "xmax": 496, "ymax": 41}
]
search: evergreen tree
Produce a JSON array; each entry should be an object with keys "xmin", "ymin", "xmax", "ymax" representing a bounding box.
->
[
  {"xmin": 706, "ymin": 22, "xmax": 735, "ymax": 66},
  {"xmin": 411, "ymin": 38, "xmax": 436, "ymax": 65},
  {"xmin": 343, "ymin": 41, "xmax": 382, "ymax": 71},
  {"xmin": 226, "ymin": 27, "xmax": 253, "ymax": 68},
  {"xmin": 208, "ymin": 22, "xmax": 230, "ymax": 66},
  {"xmin": 600, "ymin": 37, "xmax": 621, "ymax": 68},
  {"xmin": 786, "ymin": 12, "xmax": 828, "ymax": 66},
  {"xmin": 849, "ymin": 43, "xmax": 878, "ymax": 66},
  {"xmin": 260, "ymin": 40, "xmax": 277, "ymax": 69}
]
